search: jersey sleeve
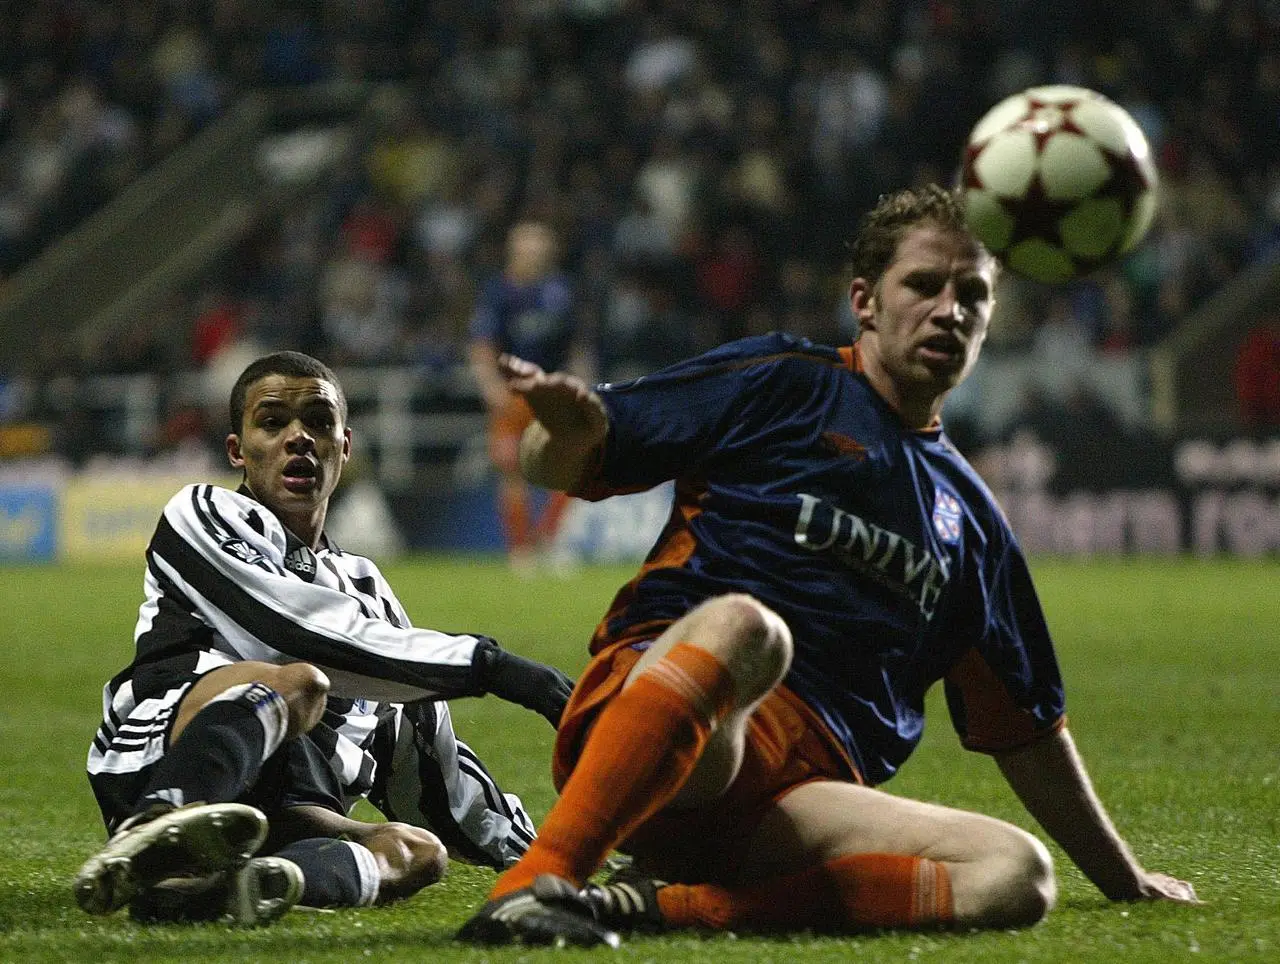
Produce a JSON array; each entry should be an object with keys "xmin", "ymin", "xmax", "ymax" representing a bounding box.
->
[
  {"xmin": 571, "ymin": 346, "xmax": 765, "ymax": 500},
  {"xmin": 148, "ymin": 484, "xmax": 488, "ymax": 703},
  {"xmin": 943, "ymin": 535, "xmax": 1067, "ymax": 753}
]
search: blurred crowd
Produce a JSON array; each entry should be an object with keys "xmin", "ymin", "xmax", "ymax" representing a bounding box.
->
[{"xmin": 1, "ymin": 0, "xmax": 1278, "ymax": 467}]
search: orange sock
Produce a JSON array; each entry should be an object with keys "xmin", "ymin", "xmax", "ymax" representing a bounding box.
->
[
  {"xmin": 657, "ymin": 853, "xmax": 953, "ymax": 931},
  {"xmin": 490, "ymin": 643, "xmax": 736, "ymax": 898}
]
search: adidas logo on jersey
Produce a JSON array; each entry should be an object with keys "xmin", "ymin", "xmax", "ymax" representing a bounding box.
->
[{"xmin": 284, "ymin": 545, "xmax": 317, "ymax": 582}]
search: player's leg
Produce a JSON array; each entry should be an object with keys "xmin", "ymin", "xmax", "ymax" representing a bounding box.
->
[
  {"xmin": 127, "ymin": 819, "xmax": 447, "ymax": 925},
  {"xmin": 135, "ymin": 660, "xmax": 331, "ymax": 816},
  {"xmin": 349, "ymin": 821, "xmax": 449, "ymax": 901},
  {"xmin": 497, "ymin": 593, "xmax": 790, "ymax": 891},
  {"xmin": 172, "ymin": 661, "xmax": 330, "ymax": 743},
  {"xmin": 458, "ymin": 593, "xmax": 791, "ymax": 945},
  {"xmin": 630, "ymin": 779, "xmax": 1054, "ymax": 933},
  {"xmin": 123, "ymin": 740, "xmax": 448, "ymax": 925},
  {"xmin": 252, "ymin": 719, "xmax": 447, "ymax": 910},
  {"xmin": 74, "ymin": 800, "xmax": 271, "ymax": 917},
  {"xmin": 497, "ymin": 476, "xmax": 534, "ymax": 568},
  {"xmin": 620, "ymin": 593, "xmax": 794, "ymax": 808},
  {"xmin": 532, "ymin": 489, "xmax": 572, "ymax": 565},
  {"xmin": 490, "ymin": 399, "xmax": 535, "ymax": 571},
  {"xmin": 76, "ymin": 662, "xmax": 329, "ymax": 916},
  {"xmin": 269, "ymin": 804, "xmax": 449, "ymax": 905}
]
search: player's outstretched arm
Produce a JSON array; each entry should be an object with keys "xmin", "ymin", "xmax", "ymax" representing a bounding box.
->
[
  {"xmin": 994, "ymin": 726, "xmax": 1200, "ymax": 904},
  {"xmin": 499, "ymin": 353, "xmax": 608, "ymax": 491}
]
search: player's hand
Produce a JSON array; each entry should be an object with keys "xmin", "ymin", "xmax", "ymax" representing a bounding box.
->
[
  {"xmin": 1127, "ymin": 871, "xmax": 1201, "ymax": 904},
  {"xmin": 354, "ymin": 822, "xmax": 449, "ymax": 901},
  {"xmin": 498, "ymin": 354, "xmax": 608, "ymax": 449},
  {"xmin": 474, "ymin": 639, "xmax": 575, "ymax": 727}
]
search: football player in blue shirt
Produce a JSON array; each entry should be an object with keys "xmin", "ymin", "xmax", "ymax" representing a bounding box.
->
[
  {"xmin": 469, "ymin": 220, "xmax": 580, "ymax": 572},
  {"xmin": 458, "ymin": 185, "xmax": 1198, "ymax": 947}
]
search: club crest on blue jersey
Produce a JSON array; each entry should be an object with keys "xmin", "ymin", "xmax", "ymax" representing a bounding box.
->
[{"xmin": 932, "ymin": 488, "xmax": 963, "ymax": 545}]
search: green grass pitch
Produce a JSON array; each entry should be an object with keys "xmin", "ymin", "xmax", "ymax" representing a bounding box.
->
[{"xmin": 1, "ymin": 556, "xmax": 1276, "ymax": 962}]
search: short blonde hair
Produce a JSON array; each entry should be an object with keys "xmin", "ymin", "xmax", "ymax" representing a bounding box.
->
[{"xmin": 848, "ymin": 184, "xmax": 995, "ymax": 284}]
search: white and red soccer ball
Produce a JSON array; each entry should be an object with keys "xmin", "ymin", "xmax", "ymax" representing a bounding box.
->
[{"xmin": 960, "ymin": 85, "xmax": 1159, "ymax": 284}]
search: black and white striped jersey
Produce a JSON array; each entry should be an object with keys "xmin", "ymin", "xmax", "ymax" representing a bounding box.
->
[
  {"xmin": 132, "ymin": 483, "xmax": 491, "ymax": 701},
  {"xmin": 88, "ymin": 482, "xmax": 535, "ymax": 867}
]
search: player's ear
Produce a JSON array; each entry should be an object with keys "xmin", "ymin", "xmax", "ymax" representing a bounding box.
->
[
  {"xmin": 341, "ymin": 427, "xmax": 352, "ymax": 463},
  {"xmin": 849, "ymin": 279, "xmax": 877, "ymax": 330},
  {"xmin": 226, "ymin": 433, "xmax": 245, "ymax": 469}
]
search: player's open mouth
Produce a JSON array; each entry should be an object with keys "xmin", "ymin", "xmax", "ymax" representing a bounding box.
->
[
  {"xmin": 918, "ymin": 335, "xmax": 964, "ymax": 364},
  {"xmin": 282, "ymin": 457, "xmax": 318, "ymax": 492}
]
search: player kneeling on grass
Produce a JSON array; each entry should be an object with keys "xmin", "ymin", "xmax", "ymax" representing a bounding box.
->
[
  {"xmin": 456, "ymin": 185, "xmax": 1198, "ymax": 947},
  {"xmin": 75, "ymin": 351, "xmax": 572, "ymax": 924}
]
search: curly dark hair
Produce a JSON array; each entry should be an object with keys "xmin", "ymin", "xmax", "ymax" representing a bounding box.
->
[
  {"xmin": 847, "ymin": 184, "xmax": 992, "ymax": 284},
  {"xmin": 228, "ymin": 351, "xmax": 347, "ymax": 433}
]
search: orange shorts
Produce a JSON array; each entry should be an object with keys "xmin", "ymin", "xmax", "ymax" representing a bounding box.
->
[
  {"xmin": 552, "ymin": 638, "xmax": 863, "ymax": 885},
  {"xmin": 488, "ymin": 395, "xmax": 534, "ymax": 472}
]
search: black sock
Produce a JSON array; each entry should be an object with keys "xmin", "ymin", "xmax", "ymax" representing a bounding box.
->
[
  {"xmin": 136, "ymin": 682, "xmax": 288, "ymax": 815},
  {"xmin": 273, "ymin": 837, "xmax": 379, "ymax": 907}
]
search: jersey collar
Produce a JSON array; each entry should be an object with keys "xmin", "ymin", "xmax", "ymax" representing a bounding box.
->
[{"xmin": 234, "ymin": 482, "xmax": 339, "ymax": 553}]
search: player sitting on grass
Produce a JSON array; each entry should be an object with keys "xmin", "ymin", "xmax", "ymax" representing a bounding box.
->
[
  {"xmin": 76, "ymin": 351, "xmax": 572, "ymax": 924},
  {"xmin": 456, "ymin": 185, "xmax": 1199, "ymax": 947}
]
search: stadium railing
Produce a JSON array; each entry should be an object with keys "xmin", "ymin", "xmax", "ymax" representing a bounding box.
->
[{"xmin": 38, "ymin": 364, "xmax": 485, "ymax": 491}]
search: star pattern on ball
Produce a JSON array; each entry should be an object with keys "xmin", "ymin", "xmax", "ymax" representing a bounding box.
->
[{"xmin": 961, "ymin": 87, "xmax": 1158, "ymax": 282}]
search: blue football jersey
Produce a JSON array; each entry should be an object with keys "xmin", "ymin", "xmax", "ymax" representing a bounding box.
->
[
  {"xmin": 470, "ymin": 272, "xmax": 576, "ymax": 372},
  {"xmin": 572, "ymin": 332, "xmax": 1065, "ymax": 786}
]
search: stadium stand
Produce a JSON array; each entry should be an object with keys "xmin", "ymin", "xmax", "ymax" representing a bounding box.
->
[{"xmin": 0, "ymin": 0, "xmax": 1276, "ymax": 484}]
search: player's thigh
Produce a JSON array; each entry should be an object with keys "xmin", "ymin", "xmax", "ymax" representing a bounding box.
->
[
  {"xmin": 736, "ymin": 779, "xmax": 1042, "ymax": 882},
  {"xmin": 173, "ymin": 660, "xmax": 329, "ymax": 742}
]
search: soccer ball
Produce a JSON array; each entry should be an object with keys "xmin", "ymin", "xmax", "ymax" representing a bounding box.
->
[{"xmin": 960, "ymin": 85, "xmax": 1158, "ymax": 284}]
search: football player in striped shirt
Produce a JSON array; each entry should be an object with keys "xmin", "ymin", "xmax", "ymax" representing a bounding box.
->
[
  {"xmin": 457, "ymin": 185, "xmax": 1198, "ymax": 947},
  {"xmin": 76, "ymin": 351, "xmax": 573, "ymax": 924}
]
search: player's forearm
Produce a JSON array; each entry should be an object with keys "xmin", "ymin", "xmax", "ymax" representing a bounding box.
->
[
  {"xmin": 518, "ymin": 419, "xmax": 597, "ymax": 491},
  {"xmin": 994, "ymin": 726, "xmax": 1147, "ymax": 899}
]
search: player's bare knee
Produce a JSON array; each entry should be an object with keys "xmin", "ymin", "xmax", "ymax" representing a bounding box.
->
[
  {"xmin": 273, "ymin": 662, "xmax": 331, "ymax": 735},
  {"xmin": 735, "ymin": 594, "xmax": 793, "ymax": 693},
  {"xmin": 992, "ymin": 831, "xmax": 1057, "ymax": 927},
  {"xmin": 1014, "ymin": 833, "xmax": 1057, "ymax": 922},
  {"xmin": 951, "ymin": 824, "xmax": 1056, "ymax": 929},
  {"xmin": 701, "ymin": 593, "xmax": 793, "ymax": 695}
]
